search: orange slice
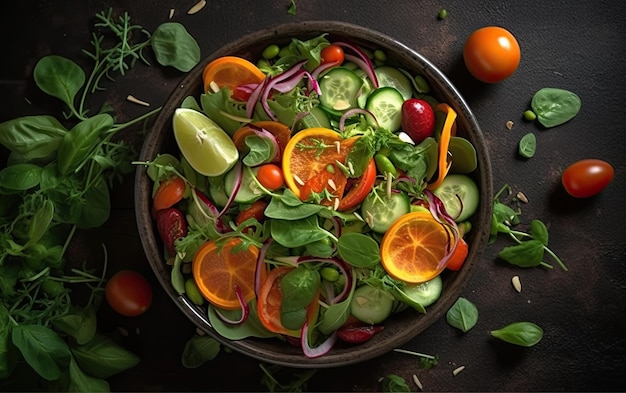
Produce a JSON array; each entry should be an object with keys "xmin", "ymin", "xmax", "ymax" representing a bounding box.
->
[
  {"xmin": 282, "ymin": 127, "xmax": 357, "ymax": 202},
  {"xmin": 202, "ymin": 56, "xmax": 265, "ymax": 93},
  {"xmin": 192, "ymin": 237, "xmax": 262, "ymax": 310},
  {"xmin": 380, "ymin": 211, "xmax": 451, "ymax": 283}
]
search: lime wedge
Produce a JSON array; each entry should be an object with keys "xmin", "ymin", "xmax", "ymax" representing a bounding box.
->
[{"xmin": 172, "ymin": 108, "xmax": 239, "ymax": 177}]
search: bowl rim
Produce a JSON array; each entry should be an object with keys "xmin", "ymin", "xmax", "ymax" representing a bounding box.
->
[{"xmin": 135, "ymin": 20, "xmax": 493, "ymax": 368}]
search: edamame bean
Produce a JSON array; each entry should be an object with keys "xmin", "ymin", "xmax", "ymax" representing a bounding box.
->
[
  {"xmin": 185, "ymin": 278, "xmax": 205, "ymax": 306},
  {"xmin": 524, "ymin": 110, "xmax": 537, "ymax": 121},
  {"xmin": 374, "ymin": 153, "xmax": 397, "ymax": 177},
  {"xmin": 262, "ymin": 44, "xmax": 280, "ymax": 59},
  {"xmin": 414, "ymin": 75, "xmax": 431, "ymax": 94},
  {"xmin": 321, "ymin": 266, "xmax": 340, "ymax": 282},
  {"xmin": 374, "ymin": 49, "xmax": 387, "ymax": 62}
]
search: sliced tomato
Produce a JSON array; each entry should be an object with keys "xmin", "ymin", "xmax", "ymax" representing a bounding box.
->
[
  {"xmin": 257, "ymin": 266, "xmax": 320, "ymax": 337},
  {"xmin": 337, "ymin": 158, "xmax": 376, "ymax": 211},
  {"xmin": 300, "ymin": 163, "xmax": 347, "ymax": 205}
]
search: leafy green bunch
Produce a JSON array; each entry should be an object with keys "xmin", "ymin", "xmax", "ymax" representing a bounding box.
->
[{"xmin": 0, "ymin": 8, "xmax": 200, "ymax": 391}]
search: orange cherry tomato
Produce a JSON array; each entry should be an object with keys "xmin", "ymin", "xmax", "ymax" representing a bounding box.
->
[
  {"xmin": 463, "ymin": 26, "xmax": 521, "ymax": 83},
  {"xmin": 321, "ymin": 44, "xmax": 345, "ymax": 65},
  {"xmin": 257, "ymin": 164, "xmax": 285, "ymax": 190},
  {"xmin": 446, "ymin": 237, "xmax": 469, "ymax": 271},
  {"xmin": 153, "ymin": 176, "xmax": 186, "ymax": 211}
]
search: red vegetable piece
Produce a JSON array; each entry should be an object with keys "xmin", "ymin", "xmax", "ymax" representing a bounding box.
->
[
  {"xmin": 156, "ymin": 207, "xmax": 188, "ymax": 256},
  {"xmin": 337, "ymin": 323, "xmax": 384, "ymax": 344},
  {"xmin": 401, "ymin": 98, "xmax": 435, "ymax": 144}
]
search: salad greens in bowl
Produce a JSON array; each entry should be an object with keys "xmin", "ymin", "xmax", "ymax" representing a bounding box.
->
[{"xmin": 135, "ymin": 21, "xmax": 492, "ymax": 367}]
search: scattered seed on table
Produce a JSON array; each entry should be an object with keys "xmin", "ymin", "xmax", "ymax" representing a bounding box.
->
[
  {"xmin": 187, "ymin": 0, "xmax": 206, "ymax": 14},
  {"xmin": 168, "ymin": 8, "xmax": 175, "ymax": 18},
  {"xmin": 126, "ymin": 95, "xmax": 150, "ymax": 107},
  {"xmin": 452, "ymin": 365, "xmax": 466, "ymax": 376},
  {"xmin": 512, "ymin": 275, "xmax": 522, "ymax": 293},
  {"xmin": 506, "ymin": 120, "xmax": 514, "ymax": 130},
  {"xmin": 516, "ymin": 191, "xmax": 529, "ymax": 203},
  {"xmin": 412, "ymin": 374, "xmax": 423, "ymax": 390}
]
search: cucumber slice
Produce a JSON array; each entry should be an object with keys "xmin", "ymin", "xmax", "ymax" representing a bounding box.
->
[
  {"xmin": 224, "ymin": 165, "xmax": 263, "ymax": 204},
  {"xmin": 431, "ymin": 174, "xmax": 479, "ymax": 222},
  {"xmin": 394, "ymin": 276, "xmax": 443, "ymax": 313},
  {"xmin": 319, "ymin": 67, "xmax": 363, "ymax": 112},
  {"xmin": 361, "ymin": 189, "xmax": 410, "ymax": 233},
  {"xmin": 374, "ymin": 66, "xmax": 413, "ymax": 100},
  {"xmin": 365, "ymin": 87, "xmax": 404, "ymax": 132},
  {"xmin": 350, "ymin": 284, "xmax": 394, "ymax": 324},
  {"xmin": 297, "ymin": 106, "xmax": 331, "ymax": 130}
]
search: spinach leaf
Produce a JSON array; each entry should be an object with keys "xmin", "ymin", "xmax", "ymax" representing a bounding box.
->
[
  {"xmin": 491, "ymin": 322, "xmax": 543, "ymax": 347},
  {"xmin": 51, "ymin": 305, "xmax": 97, "ymax": 345},
  {"xmin": 264, "ymin": 193, "xmax": 323, "ymax": 220},
  {"xmin": 518, "ymin": 132, "xmax": 536, "ymax": 158},
  {"xmin": 280, "ymin": 267, "xmax": 320, "ymax": 311},
  {"xmin": 0, "ymin": 115, "xmax": 67, "ymax": 161},
  {"xmin": 304, "ymin": 238, "xmax": 334, "ymax": 258},
  {"xmin": 243, "ymin": 134, "xmax": 276, "ymax": 166},
  {"xmin": 0, "ymin": 305, "xmax": 12, "ymax": 379},
  {"xmin": 33, "ymin": 55, "xmax": 85, "ymax": 109},
  {"xmin": 446, "ymin": 297, "xmax": 478, "ymax": 332},
  {"xmin": 70, "ymin": 333, "xmax": 139, "ymax": 379},
  {"xmin": 337, "ymin": 232, "xmax": 380, "ymax": 268},
  {"xmin": 531, "ymin": 87, "xmax": 581, "ymax": 128},
  {"xmin": 11, "ymin": 324, "xmax": 71, "ymax": 381},
  {"xmin": 317, "ymin": 284, "xmax": 354, "ymax": 335},
  {"xmin": 270, "ymin": 215, "xmax": 332, "ymax": 247},
  {"xmin": 0, "ymin": 164, "xmax": 42, "ymax": 192},
  {"xmin": 200, "ymin": 89, "xmax": 246, "ymax": 135},
  {"xmin": 57, "ymin": 113, "xmax": 114, "ymax": 175},
  {"xmin": 74, "ymin": 177, "xmax": 111, "ymax": 228},
  {"xmin": 68, "ymin": 356, "xmax": 109, "ymax": 392},
  {"xmin": 498, "ymin": 239, "xmax": 545, "ymax": 268},
  {"xmin": 151, "ymin": 22, "xmax": 201, "ymax": 72},
  {"xmin": 181, "ymin": 334, "xmax": 221, "ymax": 368}
]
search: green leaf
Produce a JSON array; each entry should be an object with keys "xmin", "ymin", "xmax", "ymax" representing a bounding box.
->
[
  {"xmin": 498, "ymin": 239, "xmax": 545, "ymax": 268},
  {"xmin": 25, "ymin": 199, "xmax": 54, "ymax": 247},
  {"xmin": 317, "ymin": 295, "xmax": 352, "ymax": 335},
  {"xmin": 0, "ymin": 115, "xmax": 67, "ymax": 161},
  {"xmin": 518, "ymin": 132, "xmax": 536, "ymax": 158},
  {"xmin": 337, "ymin": 232, "xmax": 380, "ymax": 268},
  {"xmin": 446, "ymin": 297, "xmax": 478, "ymax": 332},
  {"xmin": 52, "ymin": 305, "xmax": 97, "ymax": 345},
  {"xmin": 74, "ymin": 177, "xmax": 111, "ymax": 228},
  {"xmin": 11, "ymin": 324, "xmax": 71, "ymax": 381},
  {"xmin": 57, "ymin": 113, "xmax": 114, "ymax": 175},
  {"xmin": 381, "ymin": 374, "xmax": 410, "ymax": 392},
  {"xmin": 151, "ymin": 22, "xmax": 201, "ymax": 72},
  {"xmin": 208, "ymin": 301, "xmax": 277, "ymax": 340},
  {"xmin": 270, "ymin": 215, "xmax": 331, "ymax": 248},
  {"xmin": 70, "ymin": 333, "xmax": 139, "ymax": 379},
  {"xmin": 531, "ymin": 87, "xmax": 581, "ymax": 128},
  {"xmin": 0, "ymin": 305, "xmax": 14, "ymax": 379},
  {"xmin": 491, "ymin": 322, "xmax": 543, "ymax": 347},
  {"xmin": 33, "ymin": 55, "xmax": 85, "ymax": 109},
  {"xmin": 265, "ymin": 193, "xmax": 323, "ymax": 220},
  {"xmin": 68, "ymin": 356, "xmax": 109, "ymax": 392},
  {"xmin": 200, "ymin": 89, "xmax": 247, "ymax": 135},
  {"xmin": 0, "ymin": 164, "xmax": 42, "ymax": 192},
  {"xmin": 530, "ymin": 219, "xmax": 549, "ymax": 245},
  {"xmin": 181, "ymin": 335, "xmax": 221, "ymax": 369}
]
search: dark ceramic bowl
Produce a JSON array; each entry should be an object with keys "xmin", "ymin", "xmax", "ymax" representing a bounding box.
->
[{"xmin": 135, "ymin": 21, "xmax": 493, "ymax": 368}]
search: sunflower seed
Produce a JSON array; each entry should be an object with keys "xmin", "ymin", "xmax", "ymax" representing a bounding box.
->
[
  {"xmin": 187, "ymin": 0, "xmax": 206, "ymax": 14},
  {"xmin": 452, "ymin": 365, "xmax": 465, "ymax": 376},
  {"xmin": 516, "ymin": 191, "xmax": 529, "ymax": 203},
  {"xmin": 512, "ymin": 275, "xmax": 522, "ymax": 293},
  {"xmin": 293, "ymin": 174, "xmax": 305, "ymax": 186},
  {"xmin": 412, "ymin": 374, "xmax": 423, "ymax": 390}
]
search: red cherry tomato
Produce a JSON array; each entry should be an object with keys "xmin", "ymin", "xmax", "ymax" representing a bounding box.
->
[
  {"xmin": 561, "ymin": 159, "xmax": 614, "ymax": 198},
  {"xmin": 321, "ymin": 44, "xmax": 345, "ymax": 65},
  {"xmin": 257, "ymin": 163, "xmax": 284, "ymax": 190},
  {"xmin": 105, "ymin": 270, "xmax": 153, "ymax": 317},
  {"xmin": 463, "ymin": 26, "xmax": 521, "ymax": 83},
  {"xmin": 446, "ymin": 237, "xmax": 469, "ymax": 271}
]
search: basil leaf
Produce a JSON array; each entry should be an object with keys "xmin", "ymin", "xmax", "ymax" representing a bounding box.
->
[
  {"xmin": 58, "ymin": 113, "xmax": 114, "ymax": 175},
  {"xmin": 11, "ymin": 324, "xmax": 71, "ymax": 381},
  {"xmin": 33, "ymin": 55, "xmax": 85, "ymax": 108},
  {"xmin": 270, "ymin": 215, "xmax": 331, "ymax": 247},
  {"xmin": 68, "ymin": 357, "xmax": 110, "ymax": 392},
  {"xmin": 26, "ymin": 199, "xmax": 54, "ymax": 247},
  {"xmin": 337, "ymin": 232, "xmax": 380, "ymax": 268},
  {"xmin": 181, "ymin": 335, "xmax": 221, "ymax": 369},
  {"xmin": 530, "ymin": 219, "xmax": 549, "ymax": 245},
  {"xmin": 70, "ymin": 333, "xmax": 139, "ymax": 379},
  {"xmin": 151, "ymin": 22, "xmax": 201, "ymax": 72},
  {"xmin": 0, "ymin": 115, "xmax": 67, "ymax": 161},
  {"xmin": 0, "ymin": 164, "xmax": 42, "ymax": 192},
  {"xmin": 518, "ymin": 132, "xmax": 536, "ymax": 158},
  {"xmin": 491, "ymin": 322, "xmax": 543, "ymax": 347},
  {"xmin": 498, "ymin": 239, "xmax": 544, "ymax": 268},
  {"xmin": 531, "ymin": 87, "xmax": 581, "ymax": 128},
  {"xmin": 51, "ymin": 305, "xmax": 97, "ymax": 345},
  {"xmin": 446, "ymin": 297, "xmax": 478, "ymax": 332}
]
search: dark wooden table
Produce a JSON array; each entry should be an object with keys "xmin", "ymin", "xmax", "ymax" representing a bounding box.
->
[{"xmin": 2, "ymin": 0, "xmax": 625, "ymax": 391}]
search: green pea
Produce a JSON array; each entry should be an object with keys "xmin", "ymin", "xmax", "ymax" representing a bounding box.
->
[
  {"xmin": 374, "ymin": 153, "xmax": 397, "ymax": 177},
  {"xmin": 262, "ymin": 44, "xmax": 280, "ymax": 60},
  {"xmin": 185, "ymin": 278, "xmax": 205, "ymax": 306},
  {"xmin": 438, "ymin": 9, "xmax": 448, "ymax": 20},
  {"xmin": 374, "ymin": 49, "xmax": 387, "ymax": 62},
  {"xmin": 326, "ymin": 164, "xmax": 336, "ymax": 174},
  {"xmin": 414, "ymin": 75, "xmax": 431, "ymax": 94},
  {"xmin": 524, "ymin": 110, "xmax": 537, "ymax": 121},
  {"xmin": 320, "ymin": 266, "xmax": 340, "ymax": 282},
  {"xmin": 256, "ymin": 58, "xmax": 270, "ymax": 70}
]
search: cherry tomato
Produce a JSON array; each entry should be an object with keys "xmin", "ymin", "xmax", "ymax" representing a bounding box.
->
[
  {"xmin": 257, "ymin": 163, "xmax": 284, "ymax": 190},
  {"xmin": 446, "ymin": 237, "xmax": 469, "ymax": 271},
  {"xmin": 321, "ymin": 44, "xmax": 345, "ymax": 65},
  {"xmin": 153, "ymin": 176, "xmax": 186, "ymax": 211},
  {"xmin": 105, "ymin": 270, "xmax": 153, "ymax": 317},
  {"xmin": 561, "ymin": 159, "xmax": 614, "ymax": 198},
  {"xmin": 463, "ymin": 26, "xmax": 521, "ymax": 83}
]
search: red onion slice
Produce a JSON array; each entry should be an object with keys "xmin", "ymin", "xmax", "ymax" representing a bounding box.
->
[
  {"xmin": 300, "ymin": 321, "xmax": 337, "ymax": 358},
  {"xmin": 214, "ymin": 285, "xmax": 250, "ymax": 325}
]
